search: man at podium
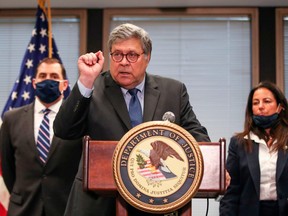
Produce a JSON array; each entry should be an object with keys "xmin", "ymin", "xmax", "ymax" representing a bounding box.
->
[{"xmin": 54, "ymin": 23, "xmax": 210, "ymax": 216}]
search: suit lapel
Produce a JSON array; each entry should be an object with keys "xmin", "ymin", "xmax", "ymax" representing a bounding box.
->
[
  {"xmin": 46, "ymin": 136, "xmax": 59, "ymax": 164},
  {"xmin": 143, "ymin": 74, "xmax": 160, "ymax": 122},
  {"xmin": 276, "ymin": 149, "xmax": 288, "ymax": 181},
  {"xmin": 25, "ymin": 103, "xmax": 44, "ymax": 164},
  {"xmin": 246, "ymin": 141, "xmax": 260, "ymax": 196},
  {"xmin": 104, "ymin": 73, "xmax": 131, "ymax": 129}
]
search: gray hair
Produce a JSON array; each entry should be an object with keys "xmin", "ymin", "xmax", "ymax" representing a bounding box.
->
[{"xmin": 108, "ymin": 23, "xmax": 152, "ymax": 55}]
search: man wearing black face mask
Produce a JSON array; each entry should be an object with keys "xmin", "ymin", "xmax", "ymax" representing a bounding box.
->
[{"xmin": 0, "ymin": 58, "xmax": 82, "ymax": 216}]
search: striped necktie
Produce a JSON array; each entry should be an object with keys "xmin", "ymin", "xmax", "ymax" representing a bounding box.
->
[
  {"xmin": 37, "ymin": 109, "xmax": 51, "ymax": 163},
  {"xmin": 128, "ymin": 88, "xmax": 143, "ymax": 127}
]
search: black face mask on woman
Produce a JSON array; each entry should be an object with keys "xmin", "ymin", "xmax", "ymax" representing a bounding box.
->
[
  {"xmin": 35, "ymin": 79, "xmax": 61, "ymax": 103},
  {"xmin": 252, "ymin": 113, "xmax": 279, "ymax": 129}
]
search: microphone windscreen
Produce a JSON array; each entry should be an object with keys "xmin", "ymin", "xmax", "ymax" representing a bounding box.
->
[{"xmin": 162, "ymin": 111, "xmax": 175, "ymax": 123}]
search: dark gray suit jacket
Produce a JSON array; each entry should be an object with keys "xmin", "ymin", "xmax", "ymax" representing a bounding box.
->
[
  {"xmin": 0, "ymin": 103, "xmax": 82, "ymax": 216},
  {"xmin": 220, "ymin": 136, "xmax": 288, "ymax": 216},
  {"xmin": 54, "ymin": 71, "xmax": 210, "ymax": 216}
]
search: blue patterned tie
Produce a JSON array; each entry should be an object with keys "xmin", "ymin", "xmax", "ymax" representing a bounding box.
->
[
  {"xmin": 37, "ymin": 109, "xmax": 51, "ymax": 163},
  {"xmin": 128, "ymin": 88, "xmax": 143, "ymax": 127}
]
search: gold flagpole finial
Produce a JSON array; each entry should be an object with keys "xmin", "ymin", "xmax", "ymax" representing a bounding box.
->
[{"xmin": 37, "ymin": 0, "xmax": 47, "ymax": 15}]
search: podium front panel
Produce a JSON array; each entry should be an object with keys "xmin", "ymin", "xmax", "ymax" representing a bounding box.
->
[{"xmin": 83, "ymin": 137, "xmax": 226, "ymax": 198}]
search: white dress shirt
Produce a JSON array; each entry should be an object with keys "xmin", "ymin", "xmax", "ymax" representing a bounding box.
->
[
  {"xmin": 34, "ymin": 97, "xmax": 63, "ymax": 144},
  {"xmin": 246, "ymin": 132, "xmax": 278, "ymax": 200},
  {"xmin": 121, "ymin": 80, "xmax": 145, "ymax": 114}
]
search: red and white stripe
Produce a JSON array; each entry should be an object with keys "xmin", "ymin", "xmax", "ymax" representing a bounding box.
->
[
  {"xmin": 137, "ymin": 160, "xmax": 166, "ymax": 180},
  {"xmin": 0, "ymin": 161, "xmax": 9, "ymax": 216}
]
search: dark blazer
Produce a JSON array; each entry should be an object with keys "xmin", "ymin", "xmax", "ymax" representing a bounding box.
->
[
  {"xmin": 0, "ymin": 103, "xmax": 82, "ymax": 216},
  {"xmin": 54, "ymin": 71, "xmax": 210, "ymax": 216},
  {"xmin": 220, "ymin": 136, "xmax": 288, "ymax": 216}
]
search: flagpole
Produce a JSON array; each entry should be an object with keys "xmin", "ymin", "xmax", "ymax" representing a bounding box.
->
[
  {"xmin": 37, "ymin": 0, "xmax": 52, "ymax": 58},
  {"xmin": 47, "ymin": 0, "xmax": 52, "ymax": 58},
  {"xmin": 37, "ymin": 0, "xmax": 46, "ymax": 12}
]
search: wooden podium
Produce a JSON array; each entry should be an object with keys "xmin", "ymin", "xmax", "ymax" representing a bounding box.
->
[{"xmin": 83, "ymin": 136, "xmax": 226, "ymax": 216}]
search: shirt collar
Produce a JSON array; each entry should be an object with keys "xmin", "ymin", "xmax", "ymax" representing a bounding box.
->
[
  {"xmin": 244, "ymin": 131, "xmax": 277, "ymax": 146},
  {"xmin": 121, "ymin": 77, "xmax": 145, "ymax": 95},
  {"xmin": 35, "ymin": 97, "xmax": 63, "ymax": 114}
]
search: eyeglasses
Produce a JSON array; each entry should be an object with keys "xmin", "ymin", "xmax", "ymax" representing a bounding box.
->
[{"xmin": 110, "ymin": 51, "xmax": 144, "ymax": 63}]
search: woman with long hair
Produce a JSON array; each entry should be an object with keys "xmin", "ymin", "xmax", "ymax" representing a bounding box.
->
[{"xmin": 220, "ymin": 81, "xmax": 288, "ymax": 216}]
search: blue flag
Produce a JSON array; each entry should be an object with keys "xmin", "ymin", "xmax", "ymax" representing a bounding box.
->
[{"xmin": 1, "ymin": 5, "xmax": 70, "ymax": 118}]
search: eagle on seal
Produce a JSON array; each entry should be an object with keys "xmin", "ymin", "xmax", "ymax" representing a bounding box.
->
[{"xmin": 149, "ymin": 140, "xmax": 184, "ymax": 170}]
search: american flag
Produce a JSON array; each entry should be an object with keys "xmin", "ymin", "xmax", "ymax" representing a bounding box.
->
[
  {"xmin": 137, "ymin": 160, "xmax": 167, "ymax": 180},
  {"xmin": 0, "ymin": 159, "xmax": 9, "ymax": 216},
  {"xmin": 0, "ymin": 4, "xmax": 70, "ymax": 215},
  {"xmin": 1, "ymin": 5, "xmax": 70, "ymax": 118}
]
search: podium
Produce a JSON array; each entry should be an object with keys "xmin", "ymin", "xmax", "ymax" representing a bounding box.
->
[{"xmin": 83, "ymin": 136, "xmax": 226, "ymax": 216}]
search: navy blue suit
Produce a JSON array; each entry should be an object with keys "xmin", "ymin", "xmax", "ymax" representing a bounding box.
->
[
  {"xmin": 0, "ymin": 103, "xmax": 82, "ymax": 216},
  {"xmin": 220, "ymin": 136, "xmax": 288, "ymax": 216}
]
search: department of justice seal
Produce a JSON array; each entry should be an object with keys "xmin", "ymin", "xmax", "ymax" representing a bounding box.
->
[{"xmin": 113, "ymin": 120, "xmax": 204, "ymax": 214}]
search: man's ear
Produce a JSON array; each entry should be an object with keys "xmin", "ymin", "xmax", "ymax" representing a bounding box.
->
[
  {"xmin": 62, "ymin": 80, "xmax": 69, "ymax": 91},
  {"xmin": 32, "ymin": 78, "xmax": 36, "ymax": 89},
  {"xmin": 147, "ymin": 53, "xmax": 151, "ymax": 62}
]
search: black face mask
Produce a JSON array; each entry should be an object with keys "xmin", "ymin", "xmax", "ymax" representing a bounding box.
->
[
  {"xmin": 35, "ymin": 80, "xmax": 61, "ymax": 103},
  {"xmin": 252, "ymin": 113, "xmax": 279, "ymax": 129}
]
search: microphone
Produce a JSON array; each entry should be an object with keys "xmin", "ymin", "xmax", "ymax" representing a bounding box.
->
[{"xmin": 162, "ymin": 111, "xmax": 175, "ymax": 123}]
